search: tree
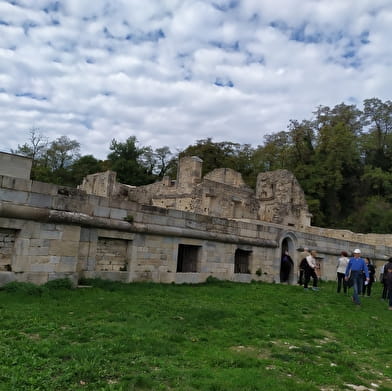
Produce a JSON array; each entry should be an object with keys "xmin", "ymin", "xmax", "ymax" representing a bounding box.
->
[
  {"xmin": 313, "ymin": 104, "xmax": 363, "ymax": 226},
  {"xmin": 12, "ymin": 127, "xmax": 48, "ymax": 162},
  {"xmin": 361, "ymin": 98, "xmax": 392, "ymax": 170},
  {"xmin": 45, "ymin": 136, "xmax": 81, "ymax": 171},
  {"xmin": 252, "ymin": 131, "xmax": 291, "ymax": 172},
  {"xmin": 70, "ymin": 155, "xmax": 104, "ymax": 186},
  {"xmin": 107, "ymin": 136, "xmax": 155, "ymax": 186},
  {"xmin": 154, "ymin": 146, "xmax": 172, "ymax": 178}
]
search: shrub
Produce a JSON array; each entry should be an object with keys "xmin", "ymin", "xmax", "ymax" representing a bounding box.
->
[
  {"xmin": 0, "ymin": 281, "xmax": 44, "ymax": 295},
  {"xmin": 43, "ymin": 278, "xmax": 74, "ymax": 290}
]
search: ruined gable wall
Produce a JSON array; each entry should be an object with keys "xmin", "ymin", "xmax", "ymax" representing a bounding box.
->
[{"xmin": 256, "ymin": 170, "xmax": 311, "ymax": 226}]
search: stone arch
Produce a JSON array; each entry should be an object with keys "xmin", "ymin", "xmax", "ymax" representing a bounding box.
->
[{"xmin": 278, "ymin": 232, "xmax": 298, "ymax": 284}]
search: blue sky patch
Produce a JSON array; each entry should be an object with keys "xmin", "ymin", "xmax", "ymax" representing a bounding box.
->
[
  {"xmin": 15, "ymin": 92, "xmax": 47, "ymax": 101},
  {"xmin": 43, "ymin": 1, "xmax": 61, "ymax": 14},
  {"xmin": 214, "ymin": 78, "xmax": 234, "ymax": 87},
  {"xmin": 212, "ymin": 0, "xmax": 239, "ymax": 12}
]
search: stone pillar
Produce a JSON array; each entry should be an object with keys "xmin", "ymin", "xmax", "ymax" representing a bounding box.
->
[{"xmin": 176, "ymin": 156, "xmax": 203, "ymax": 193}]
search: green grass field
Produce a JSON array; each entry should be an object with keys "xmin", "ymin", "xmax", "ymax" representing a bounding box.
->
[{"xmin": 0, "ymin": 278, "xmax": 391, "ymax": 391}]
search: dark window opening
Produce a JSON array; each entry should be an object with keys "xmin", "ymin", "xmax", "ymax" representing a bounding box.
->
[
  {"xmin": 234, "ymin": 249, "xmax": 251, "ymax": 273},
  {"xmin": 177, "ymin": 244, "xmax": 201, "ymax": 272}
]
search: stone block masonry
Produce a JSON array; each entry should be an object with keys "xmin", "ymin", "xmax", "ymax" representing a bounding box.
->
[{"xmin": 1, "ymin": 151, "xmax": 392, "ymax": 286}]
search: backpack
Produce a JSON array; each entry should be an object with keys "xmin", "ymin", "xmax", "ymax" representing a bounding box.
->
[{"xmin": 299, "ymin": 258, "xmax": 307, "ymax": 269}]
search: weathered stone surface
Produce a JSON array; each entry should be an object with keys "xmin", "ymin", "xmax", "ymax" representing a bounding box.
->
[{"xmin": 1, "ymin": 151, "xmax": 392, "ymax": 286}]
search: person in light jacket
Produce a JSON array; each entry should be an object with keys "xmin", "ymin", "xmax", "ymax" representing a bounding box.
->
[
  {"xmin": 303, "ymin": 250, "xmax": 319, "ymax": 291},
  {"xmin": 336, "ymin": 251, "xmax": 349, "ymax": 294}
]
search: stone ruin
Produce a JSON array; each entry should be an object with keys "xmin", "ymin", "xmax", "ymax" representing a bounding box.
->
[
  {"xmin": 79, "ymin": 156, "xmax": 312, "ymax": 228},
  {"xmin": 1, "ymin": 152, "xmax": 391, "ymax": 286}
]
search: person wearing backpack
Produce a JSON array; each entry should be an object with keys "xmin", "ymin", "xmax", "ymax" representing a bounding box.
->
[{"xmin": 298, "ymin": 247, "xmax": 309, "ymax": 285}]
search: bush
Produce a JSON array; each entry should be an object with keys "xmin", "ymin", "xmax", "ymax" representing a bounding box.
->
[
  {"xmin": 43, "ymin": 278, "xmax": 74, "ymax": 290},
  {"xmin": 0, "ymin": 282, "xmax": 44, "ymax": 295}
]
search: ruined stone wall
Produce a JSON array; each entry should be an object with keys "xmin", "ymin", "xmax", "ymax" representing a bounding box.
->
[
  {"xmin": 256, "ymin": 170, "xmax": 311, "ymax": 226},
  {"xmin": 204, "ymin": 168, "xmax": 246, "ymax": 188},
  {"xmin": 176, "ymin": 156, "xmax": 202, "ymax": 192},
  {"xmin": 78, "ymin": 171, "xmax": 117, "ymax": 198},
  {"xmin": 2, "ymin": 160, "xmax": 392, "ymax": 287},
  {"xmin": 0, "ymin": 152, "xmax": 32, "ymax": 179},
  {"xmin": 78, "ymin": 158, "xmax": 311, "ymax": 228}
]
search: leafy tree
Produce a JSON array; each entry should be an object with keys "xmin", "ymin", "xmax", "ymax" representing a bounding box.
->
[
  {"xmin": 107, "ymin": 136, "xmax": 155, "ymax": 186},
  {"xmin": 70, "ymin": 155, "xmax": 104, "ymax": 186},
  {"xmin": 361, "ymin": 98, "xmax": 392, "ymax": 170},
  {"xmin": 347, "ymin": 196, "xmax": 392, "ymax": 233},
  {"xmin": 154, "ymin": 146, "xmax": 173, "ymax": 178},
  {"xmin": 313, "ymin": 104, "xmax": 362, "ymax": 226},
  {"xmin": 12, "ymin": 127, "xmax": 48, "ymax": 162},
  {"xmin": 252, "ymin": 131, "xmax": 291, "ymax": 172},
  {"xmin": 45, "ymin": 136, "xmax": 81, "ymax": 171},
  {"xmin": 11, "ymin": 128, "xmax": 49, "ymax": 180}
]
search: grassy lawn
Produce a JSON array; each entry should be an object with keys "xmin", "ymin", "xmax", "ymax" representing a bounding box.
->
[{"xmin": 0, "ymin": 278, "xmax": 391, "ymax": 391}]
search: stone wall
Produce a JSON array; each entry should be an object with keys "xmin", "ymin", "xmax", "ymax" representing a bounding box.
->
[
  {"xmin": 0, "ymin": 152, "xmax": 32, "ymax": 179},
  {"xmin": 79, "ymin": 157, "xmax": 311, "ymax": 227},
  {"xmin": 0, "ymin": 228, "xmax": 15, "ymax": 271},
  {"xmin": 1, "ymin": 155, "xmax": 392, "ymax": 287},
  {"xmin": 256, "ymin": 169, "xmax": 311, "ymax": 227}
]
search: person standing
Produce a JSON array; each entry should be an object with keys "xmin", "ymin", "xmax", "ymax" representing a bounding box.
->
[
  {"xmin": 383, "ymin": 257, "xmax": 392, "ymax": 310},
  {"xmin": 298, "ymin": 247, "xmax": 310, "ymax": 285},
  {"xmin": 380, "ymin": 261, "xmax": 389, "ymax": 300},
  {"xmin": 362, "ymin": 257, "xmax": 375, "ymax": 297},
  {"xmin": 304, "ymin": 250, "xmax": 319, "ymax": 291},
  {"xmin": 345, "ymin": 249, "xmax": 369, "ymax": 306},
  {"xmin": 280, "ymin": 250, "xmax": 294, "ymax": 283},
  {"xmin": 336, "ymin": 251, "xmax": 349, "ymax": 294}
]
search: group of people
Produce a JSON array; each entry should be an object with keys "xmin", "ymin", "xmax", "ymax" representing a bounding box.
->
[
  {"xmin": 294, "ymin": 247, "xmax": 392, "ymax": 309},
  {"xmin": 336, "ymin": 251, "xmax": 376, "ymax": 297},
  {"xmin": 336, "ymin": 248, "xmax": 392, "ymax": 308}
]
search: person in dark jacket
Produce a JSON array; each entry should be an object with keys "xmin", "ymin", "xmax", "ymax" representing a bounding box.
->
[
  {"xmin": 362, "ymin": 257, "xmax": 376, "ymax": 297},
  {"xmin": 383, "ymin": 257, "xmax": 392, "ymax": 310},
  {"xmin": 280, "ymin": 250, "xmax": 294, "ymax": 283}
]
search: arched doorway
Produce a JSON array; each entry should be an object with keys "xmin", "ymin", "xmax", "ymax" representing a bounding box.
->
[{"xmin": 279, "ymin": 236, "xmax": 296, "ymax": 284}]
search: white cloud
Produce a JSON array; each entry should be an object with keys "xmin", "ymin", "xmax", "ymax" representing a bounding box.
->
[{"xmin": 0, "ymin": 0, "xmax": 391, "ymax": 159}]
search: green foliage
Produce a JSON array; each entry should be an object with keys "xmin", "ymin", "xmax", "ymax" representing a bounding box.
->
[
  {"xmin": 0, "ymin": 281, "xmax": 44, "ymax": 295},
  {"xmin": 43, "ymin": 278, "xmax": 74, "ymax": 290},
  {"xmin": 69, "ymin": 155, "xmax": 104, "ymax": 186},
  {"xmin": 123, "ymin": 214, "xmax": 134, "ymax": 223},
  {"xmin": 346, "ymin": 196, "xmax": 392, "ymax": 233},
  {"xmin": 0, "ymin": 281, "xmax": 391, "ymax": 390}
]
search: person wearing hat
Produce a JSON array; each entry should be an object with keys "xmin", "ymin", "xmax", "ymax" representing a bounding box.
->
[{"xmin": 345, "ymin": 249, "xmax": 369, "ymax": 305}]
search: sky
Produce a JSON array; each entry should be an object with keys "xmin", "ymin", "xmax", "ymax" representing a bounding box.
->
[{"xmin": 0, "ymin": 0, "xmax": 391, "ymax": 160}]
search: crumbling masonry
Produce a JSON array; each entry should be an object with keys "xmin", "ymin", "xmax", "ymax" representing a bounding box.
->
[{"xmin": 1, "ymin": 152, "xmax": 391, "ymax": 286}]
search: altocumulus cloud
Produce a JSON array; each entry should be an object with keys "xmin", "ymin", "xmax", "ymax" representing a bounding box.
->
[{"xmin": 0, "ymin": 0, "xmax": 391, "ymax": 158}]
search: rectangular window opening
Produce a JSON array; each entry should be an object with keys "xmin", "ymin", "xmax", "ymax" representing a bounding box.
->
[
  {"xmin": 234, "ymin": 249, "xmax": 251, "ymax": 274},
  {"xmin": 176, "ymin": 244, "xmax": 201, "ymax": 273}
]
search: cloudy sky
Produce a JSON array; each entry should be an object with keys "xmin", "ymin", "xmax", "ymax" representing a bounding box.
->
[{"xmin": 0, "ymin": 0, "xmax": 391, "ymax": 159}]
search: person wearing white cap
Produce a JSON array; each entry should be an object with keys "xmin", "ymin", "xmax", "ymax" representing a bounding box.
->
[{"xmin": 345, "ymin": 249, "xmax": 369, "ymax": 305}]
